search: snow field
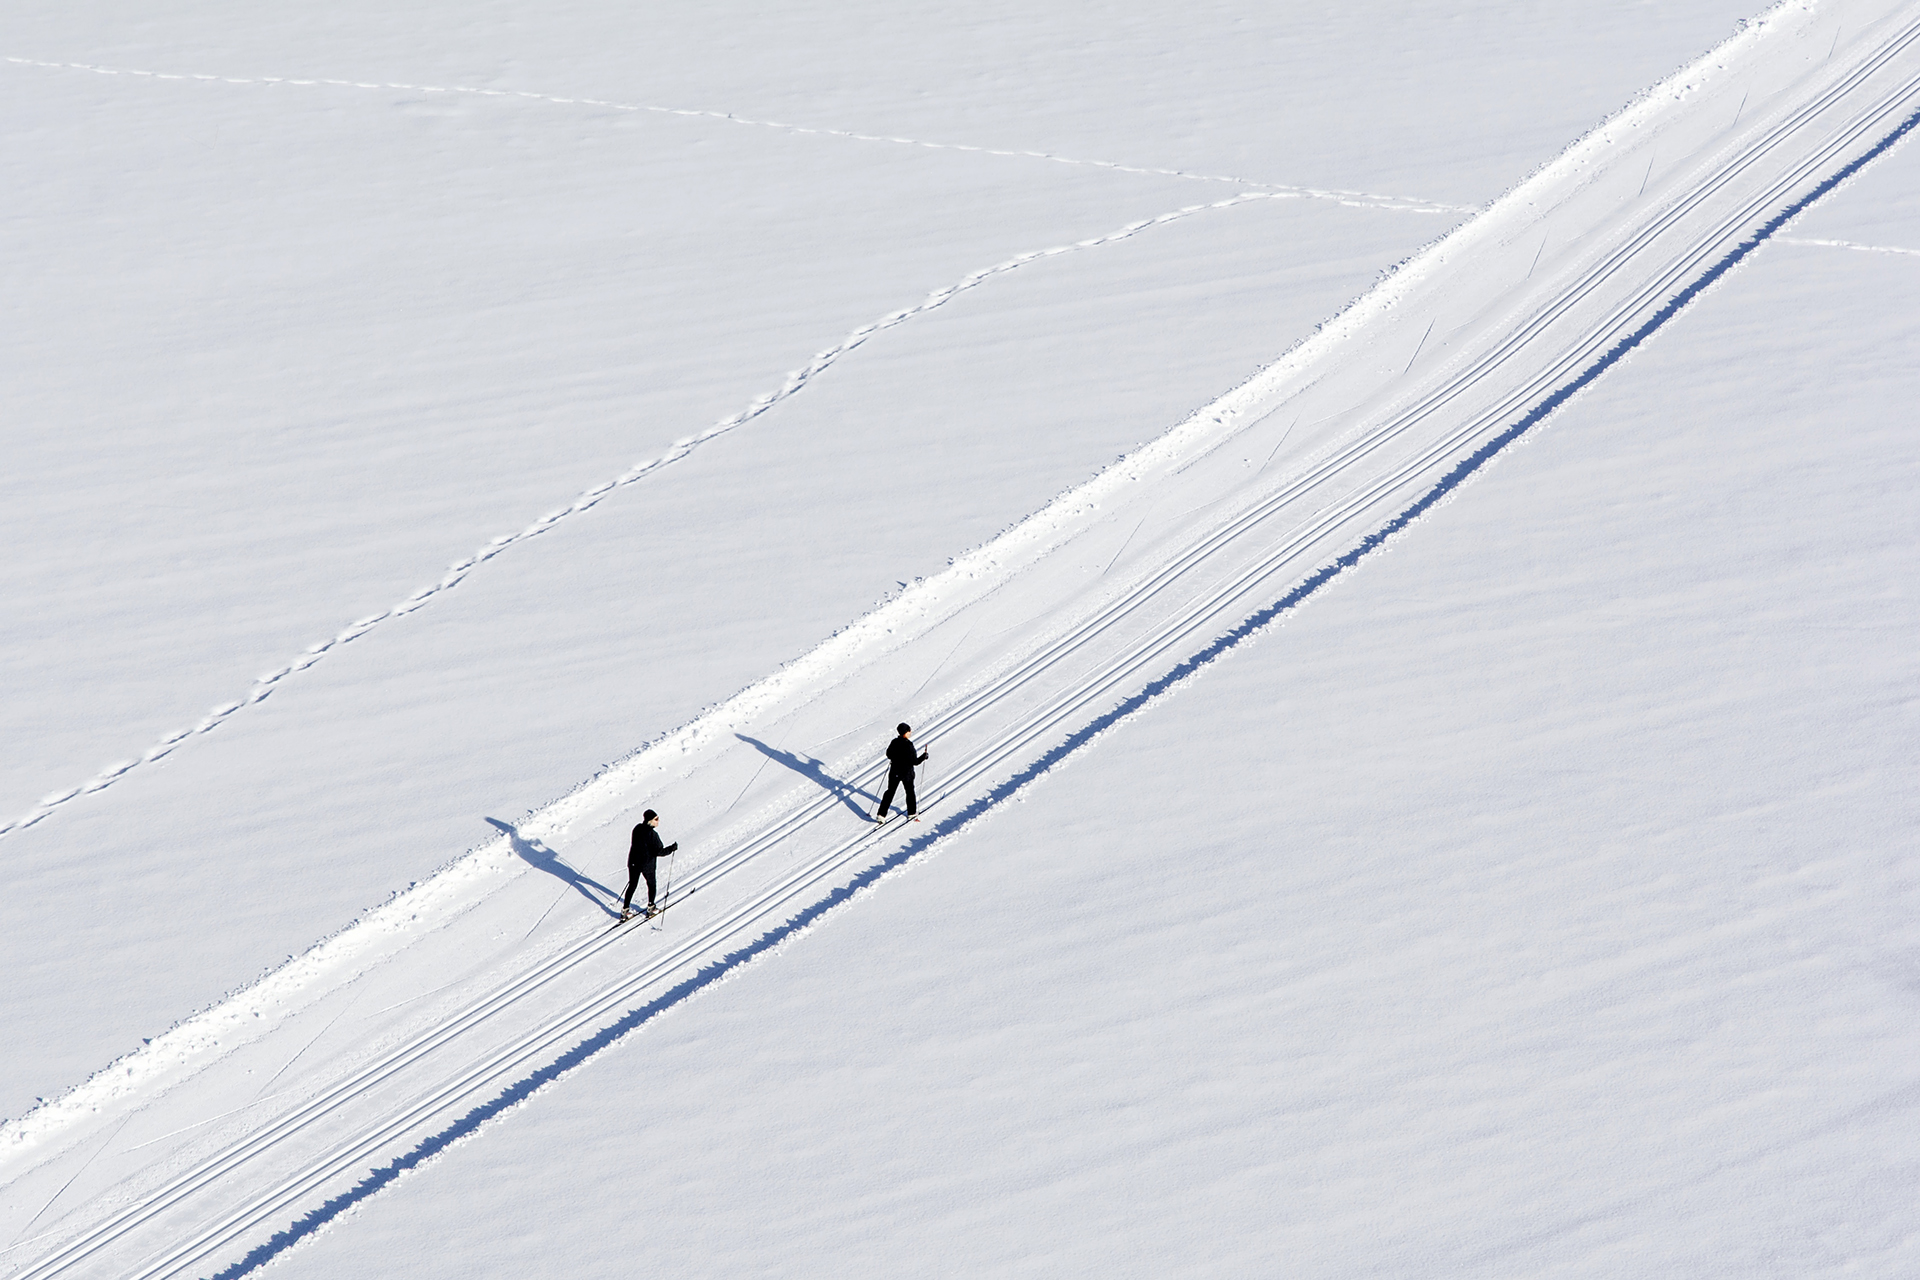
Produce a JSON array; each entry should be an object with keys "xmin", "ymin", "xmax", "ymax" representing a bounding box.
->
[
  {"xmin": 266, "ymin": 123, "xmax": 1920, "ymax": 1280},
  {"xmin": 15, "ymin": 0, "xmax": 1918, "ymax": 1275}
]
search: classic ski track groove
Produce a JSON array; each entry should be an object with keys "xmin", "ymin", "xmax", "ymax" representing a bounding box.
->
[
  {"xmin": 0, "ymin": 185, "xmax": 1327, "ymax": 843},
  {"xmin": 1, "ymin": 55, "xmax": 1468, "ymax": 212},
  {"xmin": 14, "ymin": 9, "xmax": 1920, "ymax": 1276}
]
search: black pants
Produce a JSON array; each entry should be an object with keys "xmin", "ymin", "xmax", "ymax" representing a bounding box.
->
[
  {"xmin": 877, "ymin": 769, "xmax": 917, "ymax": 818},
  {"xmin": 622, "ymin": 855, "xmax": 658, "ymax": 911}
]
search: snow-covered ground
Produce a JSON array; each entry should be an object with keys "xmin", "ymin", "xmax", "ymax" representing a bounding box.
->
[
  {"xmin": 262, "ymin": 157, "xmax": 1920, "ymax": 1279},
  {"xmin": 7, "ymin": 2, "xmax": 1919, "ymax": 1276}
]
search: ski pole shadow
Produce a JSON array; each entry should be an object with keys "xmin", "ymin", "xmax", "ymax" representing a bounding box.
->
[
  {"xmin": 734, "ymin": 734, "xmax": 873, "ymax": 820},
  {"xmin": 484, "ymin": 817, "xmax": 620, "ymax": 918}
]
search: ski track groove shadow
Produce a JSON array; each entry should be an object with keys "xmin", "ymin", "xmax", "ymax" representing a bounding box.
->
[
  {"xmin": 1, "ymin": 54, "xmax": 1471, "ymax": 213},
  {"xmin": 0, "ymin": 183, "xmax": 1332, "ymax": 843},
  {"xmin": 104, "ymin": 94, "xmax": 1920, "ymax": 1280}
]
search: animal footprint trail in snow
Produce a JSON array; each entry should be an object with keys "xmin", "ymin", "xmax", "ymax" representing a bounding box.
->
[{"xmin": 0, "ymin": 190, "xmax": 1305, "ymax": 843}]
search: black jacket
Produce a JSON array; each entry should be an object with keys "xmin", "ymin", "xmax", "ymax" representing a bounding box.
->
[
  {"xmin": 629, "ymin": 823, "xmax": 677, "ymax": 863},
  {"xmin": 886, "ymin": 736, "xmax": 927, "ymax": 775}
]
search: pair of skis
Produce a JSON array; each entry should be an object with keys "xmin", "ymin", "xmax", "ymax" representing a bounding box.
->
[{"xmin": 608, "ymin": 885, "xmax": 698, "ymax": 934}]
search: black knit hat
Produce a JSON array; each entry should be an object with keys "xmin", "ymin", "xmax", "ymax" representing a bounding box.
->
[
  {"xmin": 896, "ymin": 722, "xmax": 911, "ymax": 735},
  {"xmin": 643, "ymin": 809, "xmax": 658, "ymax": 821}
]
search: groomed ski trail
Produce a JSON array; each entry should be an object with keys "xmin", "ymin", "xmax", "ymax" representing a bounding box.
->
[{"xmin": 9, "ymin": 2, "xmax": 1920, "ymax": 1275}]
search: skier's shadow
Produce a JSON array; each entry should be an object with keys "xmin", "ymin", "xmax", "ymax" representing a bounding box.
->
[
  {"xmin": 735, "ymin": 734, "xmax": 873, "ymax": 820},
  {"xmin": 485, "ymin": 817, "xmax": 621, "ymax": 918}
]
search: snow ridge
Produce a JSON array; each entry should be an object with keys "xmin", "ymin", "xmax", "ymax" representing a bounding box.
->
[{"xmin": 0, "ymin": 55, "xmax": 1471, "ymax": 213}]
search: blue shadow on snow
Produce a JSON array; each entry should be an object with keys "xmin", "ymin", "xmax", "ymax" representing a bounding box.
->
[
  {"xmin": 208, "ymin": 102, "xmax": 1920, "ymax": 1280},
  {"xmin": 484, "ymin": 816, "xmax": 620, "ymax": 919},
  {"xmin": 734, "ymin": 734, "xmax": 875, "ymax": 820}
]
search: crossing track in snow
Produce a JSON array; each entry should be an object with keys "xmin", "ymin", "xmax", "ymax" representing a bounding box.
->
[
  {"xmin": 1, "ymin": 54, "xmax": 1468, "ymax": 211},
  {"xmin": 8, "ymin": 3, "xmax": 1920, "ymax": 1275}
]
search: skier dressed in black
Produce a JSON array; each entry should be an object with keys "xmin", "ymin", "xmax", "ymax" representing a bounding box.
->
[
  {"xmin": 874, "ymin": 723, "xmax": 928, "ymax": 822},
  {"xmin": 621, "ymin": 809, "xmax": 678, "ymax": 921}
]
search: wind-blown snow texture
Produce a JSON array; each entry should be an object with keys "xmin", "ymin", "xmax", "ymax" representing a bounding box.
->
[{"xmin": 6, "ymin": 1, "xmax": 1919, "ymax": 1276}]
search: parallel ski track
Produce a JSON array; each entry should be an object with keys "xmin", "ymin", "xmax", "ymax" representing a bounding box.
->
[{"xmin": 20, "ymin": 17, "xmax": 1920, "ymax": 1278}]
